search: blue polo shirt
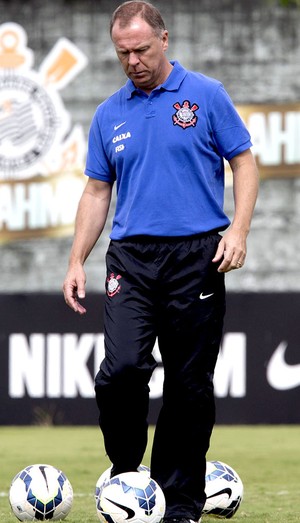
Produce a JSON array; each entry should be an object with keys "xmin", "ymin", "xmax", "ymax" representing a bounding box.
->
[{"xmin": 85, "ymin": 61, "xmax": 252, "ymax": 239}]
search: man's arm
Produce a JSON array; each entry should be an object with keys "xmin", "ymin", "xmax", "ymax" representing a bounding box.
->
[
  {"xmin": 213, "ymin": 148, "xmax": 259, "ymax": 273},
  {"xmin": 63, "ymin": 178, "xmax": 113, "ymax": 314}
]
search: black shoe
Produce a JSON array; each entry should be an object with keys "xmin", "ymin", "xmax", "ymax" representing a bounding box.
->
[{"xmin": 110, "ymin": 466, "xmax": 138, "ymax": 478}]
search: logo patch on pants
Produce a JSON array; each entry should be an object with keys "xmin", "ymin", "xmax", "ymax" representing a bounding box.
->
[{"xmin": 106, "ymin": 273, "xmax": 122, "ymax": 297}]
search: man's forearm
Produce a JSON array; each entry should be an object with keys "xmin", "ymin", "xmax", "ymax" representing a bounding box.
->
[{"xmin": 69, "ymin": 179, "xmax": 112, "ymax": 267}]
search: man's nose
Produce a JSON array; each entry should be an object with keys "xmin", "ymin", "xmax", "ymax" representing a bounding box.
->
[{"xmin": 128, "ymin": 52, "xmax": 140, "ymax": 66}]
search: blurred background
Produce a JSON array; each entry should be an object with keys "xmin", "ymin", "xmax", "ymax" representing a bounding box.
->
[{"xmin": 0, "ymin": 0, "xmax": 300, "ymax": 426}]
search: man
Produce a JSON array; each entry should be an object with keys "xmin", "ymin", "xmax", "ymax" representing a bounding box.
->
[{"xmin": 63, "ymin": 1, "xmax": 259, "ymax": 522}]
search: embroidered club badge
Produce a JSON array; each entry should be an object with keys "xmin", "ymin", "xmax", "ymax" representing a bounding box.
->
[
  {"xmin": 172, "ymin": 100, "xmax": 199, "ymax": 129},
  {"xmin": 106, "ymin": 273, "xmax": 122, "ymax": 297}
]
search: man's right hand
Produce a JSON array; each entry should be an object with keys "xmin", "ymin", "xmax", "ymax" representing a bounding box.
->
[{"xmin": 63, "ymin": 264, "xmax": 87, "ymax": 315}]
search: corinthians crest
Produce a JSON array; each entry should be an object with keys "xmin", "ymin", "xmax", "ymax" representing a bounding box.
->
[
  {"xmin": 0, "ymin": 23, "xmax": 87, "ymax": 179},
  {"xmin": 172, "ymin": 100, "xmax": 199, "ymax": 129},
  {"xmin": 106, "ymin": 273, "xmax": 122, "ymax": 297},
  {"xmin": 0, "ymin": 22, "xmax": 88, "ymax": 244}
]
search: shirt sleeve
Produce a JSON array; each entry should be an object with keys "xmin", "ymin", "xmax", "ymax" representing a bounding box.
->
[
  {"xmin": 84, "ymin": 108, "xmax": 116, "ymax": 183},
  {"xmin": 210, "ymin": 84, "xmax": 252, "ymax": 161}
]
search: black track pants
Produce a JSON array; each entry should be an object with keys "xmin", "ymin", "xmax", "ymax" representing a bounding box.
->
[{"xmin": 94, "ymin": 233, "xmax": 226, "ymax": 520}]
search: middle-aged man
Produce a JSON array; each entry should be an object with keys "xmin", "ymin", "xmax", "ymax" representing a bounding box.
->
[{"xmin": 63, "ymin": 2, "xmax": 259, "ymax": 522}]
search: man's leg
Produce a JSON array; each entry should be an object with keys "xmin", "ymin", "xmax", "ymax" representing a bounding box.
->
[
  {"xmin": 95, "ymin": 240, "xmax": 157, "ymax": 475},
  {"xmin": 151, "ymin": 234, "xmax": 226, "ymax": 521}
]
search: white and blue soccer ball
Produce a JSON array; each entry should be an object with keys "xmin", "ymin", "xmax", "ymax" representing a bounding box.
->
[
  {"xmin": 95, "ymin": 469, "xmax": 165, "ymax": 523},
  {"xmin": 96, "ymin": 464, "xmax": 151, "ymax": 491},
  {"xmin": 203, "ymin": 460, "xmax": 243, "ymax": 519},
  {"xmin": 9, "ymin": 464, "xmax": 73, "ymax": 521}
]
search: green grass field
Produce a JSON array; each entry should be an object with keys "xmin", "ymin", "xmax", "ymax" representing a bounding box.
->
[{"xmin": 1, "ymin": 425, "xmax": 300, "ymax": 523}]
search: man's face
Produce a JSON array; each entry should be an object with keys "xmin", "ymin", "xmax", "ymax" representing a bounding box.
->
[{"xmin": 111, "ymin": 16, "xmax": 171, "ymax": 93}]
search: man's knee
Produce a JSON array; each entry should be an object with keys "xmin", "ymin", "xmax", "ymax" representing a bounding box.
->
[{"xmin": 95, "ymin": 354, "xmax": 156, "ymax": 389}]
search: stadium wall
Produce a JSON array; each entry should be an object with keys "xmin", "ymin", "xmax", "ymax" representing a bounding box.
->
[
  {"xmin": 0, "ymin": 0, "xmax": 300, "ymax": 425},
  {"xmin": 0, "ymin": 0, "xmax": 300, "ymax": 292}
]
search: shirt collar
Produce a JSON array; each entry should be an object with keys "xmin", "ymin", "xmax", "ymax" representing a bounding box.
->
[{"xmin": 125, "ymin": 61, "xmax": 187, "ymax": 99}]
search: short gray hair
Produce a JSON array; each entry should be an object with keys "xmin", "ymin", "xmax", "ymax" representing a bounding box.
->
[{"xmin": 110, "ymin": 1, "xmax": 166, "ymax": 38}]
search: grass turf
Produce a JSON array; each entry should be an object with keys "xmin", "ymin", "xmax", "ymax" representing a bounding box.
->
[{"xmin": 1, "ymin": 425, "xmax": 300, "ymax": 522}]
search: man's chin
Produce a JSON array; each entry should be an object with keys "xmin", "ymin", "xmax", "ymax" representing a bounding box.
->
[{"xmin": 130, "ymin": 71, "xmax": 149, "ymax": 83}]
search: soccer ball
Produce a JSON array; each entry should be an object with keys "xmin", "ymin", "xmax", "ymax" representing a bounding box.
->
[
  {"xmin": 96, "ymin": 464, "xmax": 151, "ymax": 493},
  {"xmin": 203, "ymin": 461, "xmax": 243, "ymax": 519},
  {"xmin": 9, "ymin": 464, "xmax": 73, "ymax": 521},
  {"xmin": 95, "ymin": 470, "xmax": 165, "ymax": 523}
]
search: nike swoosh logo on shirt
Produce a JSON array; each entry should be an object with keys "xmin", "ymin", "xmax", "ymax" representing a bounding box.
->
[
  {"xmin": 199, "ymin": 292, "xmax": 214, "ymax": 300},
  {"xmin": 266, "ymin": 341, "xmax": 300, "ymax": 390},
  {"xmin": 114, "ymin": 121, "xmax": 126, "ymax": 131}
]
